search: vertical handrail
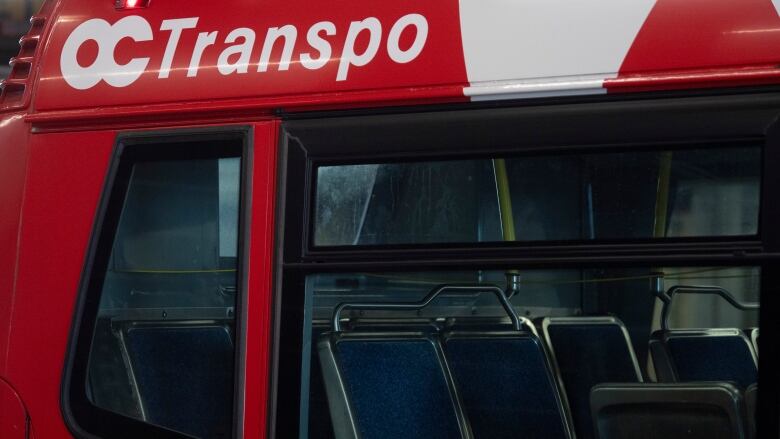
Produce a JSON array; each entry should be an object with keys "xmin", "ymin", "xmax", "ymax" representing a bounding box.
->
[{"xmin": 493, "ymin": 158, "xmax": 522, "ymax": 298}]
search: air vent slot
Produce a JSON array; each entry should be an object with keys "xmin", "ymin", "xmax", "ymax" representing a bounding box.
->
[
  {"xmin": 1, "ymin": 5, "xmax": 52, "ymax": 110},
  {"xmin": 10, "ymin": 57, "xmax": 33, "ymax": 80},
  {"xmin": 18, "ymin": 36, "xmax": 40, "ymax": 58}
]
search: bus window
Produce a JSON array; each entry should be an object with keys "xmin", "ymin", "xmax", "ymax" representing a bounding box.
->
[
  {"xmin": 74, "ymin": 142, "xmax": 242, "ymax": 439},
  {"xmin": 299, "ymin": 267, "xmax": 760, "ymax": 439},
  {"xmin": 288, "ymin": 134, "xmax": 765, "ymax": 439},
  {"xmin": 313, "ymin": 147, "xmax": 760, "ymax": 246}
]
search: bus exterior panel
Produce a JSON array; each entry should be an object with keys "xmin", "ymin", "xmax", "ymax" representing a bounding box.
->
[
  {"xmin": 20, "ymin": 0, "xmax": 780, "ymax": 120},
  {"xmin": 0, "ymin": 0, "xmax": 779, "ymax": 439}
]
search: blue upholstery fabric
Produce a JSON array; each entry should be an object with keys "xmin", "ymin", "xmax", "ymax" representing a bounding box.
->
[
  {"xmin": 124, "ymin": 326, "xmax": 234, "ymax": 438},
  {"xmin": 546, "ymin": 323, "xmax": 640, "ymax": 439},
  {"xmin": 336, "ymin": 339, "xmax": 463, "ymax": 439},
  {"xmin": 667, "ymin": 335, "xmax": 757, "ymax": 389},
  {"xmin": 444, "ymin": 336, "xmax": 569, "ymax": 439}
]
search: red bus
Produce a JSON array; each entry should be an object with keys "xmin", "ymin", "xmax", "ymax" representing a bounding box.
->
[{"xmin": 1, "ymin": 0, "xmax": 778, "ymax": 438}]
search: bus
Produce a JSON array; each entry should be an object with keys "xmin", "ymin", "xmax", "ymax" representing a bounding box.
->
[{"xmin": 0, "ymin": 0, "xmax": 778, "ymax": 438}]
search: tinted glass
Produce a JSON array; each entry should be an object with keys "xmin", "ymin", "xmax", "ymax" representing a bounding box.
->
[
  {"xmin": 300, "ymin": 266, "xmax": 760, "ymax": 439},
  {"xmin": 313, "ymin": 147, "xmax": 760, "ymax": 246},
  {"xmin": 86, "ymin": 157, "xmax": 241, "ymax": 438}
]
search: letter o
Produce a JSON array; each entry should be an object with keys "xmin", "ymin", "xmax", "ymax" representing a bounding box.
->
[
  {"xmin": 386, "ymin": 14, "xmax": 428, "ymax": 64},
  {"xmin": 60, "ymin": 19, "xmax": 107, "ymax": 90},
  {"xmin": 60, "ymin": 16, "xmax": 152, "ymax": 90}
]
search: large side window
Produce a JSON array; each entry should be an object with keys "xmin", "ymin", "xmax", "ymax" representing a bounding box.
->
[
  {"xmin": 313, "ymin": 147, "xmax": 760, "ymax": 246},
  {"xmin": 276, "ymin": 98, "xmax": 780, "ymax": 439},
  {"xmin": 64, "ymin": 134, "xmax": 244, "ymax": 439}
]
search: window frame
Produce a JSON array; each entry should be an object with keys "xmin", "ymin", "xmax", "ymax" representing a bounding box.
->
[
  {"xmin": 61, "ymin": 127, "xmax": 252, "ymax": 439},
  {"xmin": 271, "ymin": 91, "xmax": 780, "ymax": 439}
]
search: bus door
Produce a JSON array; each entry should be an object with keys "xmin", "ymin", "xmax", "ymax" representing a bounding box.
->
[{"xmin": 50, "ymin": 122, "xmax": 278, "ymax": 439}]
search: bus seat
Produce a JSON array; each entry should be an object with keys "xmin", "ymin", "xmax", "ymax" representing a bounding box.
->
[
  {"xmin": 745, "ymin": 383, "xmax": 757, "ymax": 439},
  {"xmin": 540, "ymin": 317, "xmax": 643, "ymax": 439},
  {"xmin": 123, "ymin": 325, "xmax": 234, "ymax": 438},
  {"xmin": 317, "ymin": 332, "xmax": 472, "ymax": 439},
  {"xmin": 590, "ymin": 382, "xmax": 747, "ymax": 439},
  {"xmin": 442, "ymin": 330, "xmax": 574, "ymax": 439},
  {"xmin": 649, "ymin": 329, "xmax": 757, "ymax": 389}
]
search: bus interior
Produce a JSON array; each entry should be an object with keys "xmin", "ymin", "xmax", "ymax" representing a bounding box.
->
[{"xmin": 81, "ymin": 128, "xmax": 764, "ymax": 438}]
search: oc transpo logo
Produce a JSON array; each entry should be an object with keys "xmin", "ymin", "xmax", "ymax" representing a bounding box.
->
[{"xmin": 60, "ymin": 14, "xmax": 429, "ymax": 90}]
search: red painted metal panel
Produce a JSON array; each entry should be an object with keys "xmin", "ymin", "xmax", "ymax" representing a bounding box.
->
[
  {"xmin": 0, "ymin": 377, "xmax": 28, "ymax": 439},
  {"xmin": 5, "ymin": 130, "xmax": 114, "ymax": 438},
  {"xmin": 607, "ymin": 0, "xmax": 780, "ymax": 92},
  {"xmin": 33, "ymin": 0, "xmax": 467, "ymax": 112},
  {"xmin": 243, "ymin": 121, "xmax": 279, "ymax": 439},
  {"xmin": 25, "ymin": 85, "xmax": 467, "ymax": 130},
  {"xmin": 0, "ymin": 114, "xmax": 30, "ymax": 377}
]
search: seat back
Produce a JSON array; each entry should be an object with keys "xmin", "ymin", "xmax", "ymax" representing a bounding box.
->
[
  {"xmin": 541, "ymin": 317, "xmax": 643, "ymax": 439},
  {"xmin": 650, "ymin": 329, "xmax": 757, "ymax": 389},
  {"xmin": 442, "ymin": 330, "xmax": 574, "ymax": 439},
  {"xmin": 318, "ymin": 332, "xmax": 471, "ymax": 439},
  {"xmin": 122, "ymin": 324, "xmax": 235, "ymax": 438},
  {"xmin": 590, "ymin": 382, "xmax": 747, "ymax": 439}
]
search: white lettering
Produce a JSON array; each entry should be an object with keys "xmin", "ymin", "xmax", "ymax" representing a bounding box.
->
[
  {"xmin": 60, "ymin": 13, "xmax": 431, "ymax": 90},
  {"xmin": 337, "ymin": 17, "xmax": 381, "ymax": 81},
  {"xmin": 60, "ymin": 16, "xmax": 152, "ymax": 89},
  {"xmin": 387, "ymin": 14, "xmax": 428, "ymax": 64},
  {"xmin": 159, "ymin": 17, "xmax": 198, "ymax": 78},
  {"xmin": 258, "ymin": 25, "xmax": 297, "ymax": 72},
  {"xmin": 218, "ymin": 28, "xmax": 256, "ymax": 75},
  {"xmin": 188, "ymin": 31, "xmax": 218, "ymax": 77},
  {"xmin": 300, "ymin": 21, "xmax": 335, "ymax": 70}
]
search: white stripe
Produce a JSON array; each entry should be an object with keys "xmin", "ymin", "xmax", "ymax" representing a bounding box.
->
[
  {"xmin": 459, "ymin": 0, "xmax": 656, "ymax": 97},
  {"xmin": 464, "ymin": 75, "xmax": 606, "ymax": 101}
]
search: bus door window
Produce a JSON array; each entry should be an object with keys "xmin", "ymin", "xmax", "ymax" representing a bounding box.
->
[{"xmin": 64, "ymin": 135, "xmax": 245, "ymax": 439}]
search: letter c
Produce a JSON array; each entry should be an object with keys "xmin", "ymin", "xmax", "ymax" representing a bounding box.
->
[{"xmin": 60, "ymin": 16, "xmax": 153, "ymax": 90}]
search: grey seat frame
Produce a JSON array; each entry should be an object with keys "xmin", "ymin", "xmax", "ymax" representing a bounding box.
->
[
  {"xmin": 590, "ymin": 382, "xmax": 748, "ymax": 439},
  {"xmin": 750, "ymin": 328, "xmax": 759, "ymax": 356}
]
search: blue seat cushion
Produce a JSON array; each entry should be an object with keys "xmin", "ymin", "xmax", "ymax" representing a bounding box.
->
[
  {"xmin": 666, "ymin": 335, "xmax": 756, "ymax": 389},
  {"xmin": 336, "ymin": 338, "xmax": 463, "ymax": 439},
  {"xmin": 445, "ymin": 336, "xmax": 569, "ymax": 439},
  {"xmin": 546, "ymin": 322, "xmax": 640, "ymax": 439},
  {"xmin": 124, "ymin": 326, "xmax": 234, "ymax": 438}
]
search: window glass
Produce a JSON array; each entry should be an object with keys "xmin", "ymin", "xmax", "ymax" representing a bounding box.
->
[
  {"xmin": 313, "ymin": 146, "xmax": 760, "ymax": 246},
  {"xmin": 86, "ymin": 156, "xmax": 240, "ymax": 438},
  {"xmin": 300, "ymin": 266, "xmax": 760, "ymax": 439}
]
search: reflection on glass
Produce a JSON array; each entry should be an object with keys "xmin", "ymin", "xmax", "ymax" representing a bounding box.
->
[
  {"xmin": 314, "ymin": 147, "xmax": 760, "ymax": 246},
  {"xmin": 299, "ymin": 267, "xmax": 760, "ymax": 439},
  {"xmin": 86, "ymin": 157, "xmax": 240, "ymax": 438}
]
